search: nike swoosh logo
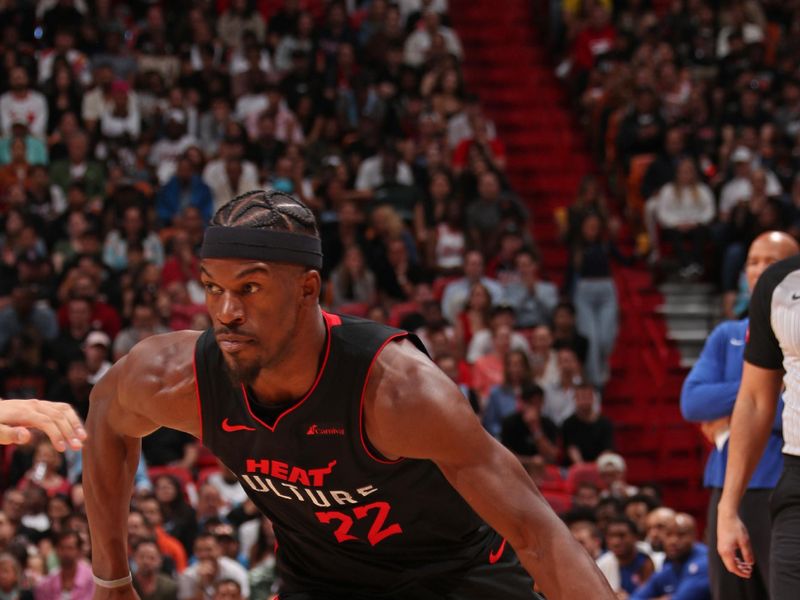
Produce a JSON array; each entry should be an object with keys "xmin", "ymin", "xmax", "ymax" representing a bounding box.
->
[
  {"xmin": 221, "ymin": 418, "xmax": 256, "ymax": 432},
  {"xmin": 793, "ymin": 293, "xmax": 800, "ymax": 300},
  {"xmin": 730, "ymin": 339, "xmax": 744, "ymax": 346},
  {"xmin": 488, "ymin": 538, "xmax": 507, "ymax": 564}
]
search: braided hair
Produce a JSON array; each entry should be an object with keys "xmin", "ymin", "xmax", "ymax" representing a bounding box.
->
[{"xmin": 210, "ymin": 190, "xmax": 319, "ymax": 237}]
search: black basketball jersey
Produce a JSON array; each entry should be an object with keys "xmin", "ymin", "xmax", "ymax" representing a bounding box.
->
[{"xmin": 194, "ymin": 312, "xmax": 496, "ymax": 595}]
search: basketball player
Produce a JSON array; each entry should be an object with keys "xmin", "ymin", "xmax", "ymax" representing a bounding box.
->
[
  {"xmin": 718, "ymin": 240, "xmax": 800, "ymax": 599},
  {"xmin": 83, "ymin": 191, "xmax": 615, "ymax": 599},
  {"xmin": 0, "ymin": 399, "xmax": 84, "ymax": 449}
]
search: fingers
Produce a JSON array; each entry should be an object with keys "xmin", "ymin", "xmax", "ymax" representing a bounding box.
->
[
  {"xmin": 0, "ymin": 425, "xmax": 30, "ymax": 446},
  {"xmin": 35, "ymin": 402, "xmax": 86, "ymax": 451},
  {"xmin": 0, "ymin": 400, "xmax": 86, "ymax": 451},
  {"xmin": 719, "ymin": 532, "xmax": 754, "ymax": 578}
]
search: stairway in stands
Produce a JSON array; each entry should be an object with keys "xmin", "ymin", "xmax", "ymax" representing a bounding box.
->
[{"xmin": 450, "ymin": 0, "xmax": 709, "ymax": 519}]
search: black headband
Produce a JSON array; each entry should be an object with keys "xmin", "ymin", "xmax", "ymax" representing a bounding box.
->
[{"xmin": 200, "ymin": 226, "xmax": 323, "ymax": 269}]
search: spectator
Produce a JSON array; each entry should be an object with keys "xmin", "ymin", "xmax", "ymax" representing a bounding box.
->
[
  {"xmin": 597, "ymin": 516, "xmax": 655, "ymax": 597},
  {"xmin": 598, "ymin": 452, "xmax": 638, "ymax": 500},
  {"xmin": 500, "ymin": 383, "xmax": 560, "ymax": 463},
  {"xmin": 570, "ymin": 521, "xmax": 604, "ymax": 561},
  {"xmin": 17, "ymin": 439, "xmax": 70, "ymax": 497},
  {"xmin": 631, "ymin": 514, "xmax": 710, "ymax": 600},
  {"xmin": 543, "ymin": 342, "xmax": 584, "ymax": 427},
  {"xmin": 403, "ymin": 10, "xmax": 463, "ymax": 67},
  {"xmin": 0, "ymin": 122, "xmax": 48, "ymax": 167},
  {"xmin": 132, "ymin": 538, "xmax": 178, "ymax": 600},
  {"xmin": 624, "ymin": 494, "xmax": 659, "ymax": 542},
  {"xmin": 55, "ymin": 272, "xmax": 121, "ymax": 339},
  {"xmin": 83, "ymin": 331, "xmax": 111, "ymax": 385},
  {"xmin": 464, "ymin": 306, "xmax": 531, "ymax": 367},
  {"xmin": 244, "ymin": 517, "xmax": 276, "ymax": 600},
  {"xmin": 47, "ymin": 359, "xmax": 91, "ymax": 421},
  {"xmin": 1, "ymin": 68, "xmax": 48, "ymax": 139},
  {"xmin": 212, "ymin": 579, "xmax": 242, "ymax": 600},
  {"xmin": 202, "ymin": 141, "xmax": 259, "ymax": 213},
  {"xmin": 528, "ymin": 325, "xmax": 560, "ymax": 388},
  {"xmin": 481, "ymin": 347, "xmax": 532, "ymax": 436},
  {"xmin": 33, "ymin": 530, "xmax": 93, "ymax": 600},
  {"xmin": 440, "ymin": 250, "xmax": 504, "ymax": 324},
  {"xmin": 327, "ymin": 246, "xmax": 377, "ymax": 310},
  {"xmin": 0, "ymin": 285, "xmax": 58, "ymax": 354},
  {"xmin": 452, "ymin": 282, "xmax": 492, "ymax": 350},
  {"xmin": 138, "ymin": 496, "xmax": 188, "ymax": 575},
  {"xmin": 112, "ymin": 303, "xmax": 170, "ymax": 361},
  {"xmin": 617, "ymin": 87, "xmax": 667, "ymax": 172},
  {"xmin": 150, "ymin": 110, "xmax": 197, "ymax": 186},
  {"xmin": 177, "ymin": 534, "xmax": 249, "ymax": 600},
  {"xmin": 551, "ymin": 301, "xmax": 589, "ymax": 366},
  {"xmin": 562, "ymin": 382, "xmax": 613, "ymax": 465},
  {"xmin": 48, "ymin": 131, "xmax": 104, "ymax": 206},
  {"xmin": 503, "ymin": 249, "xmax": 559, "ymax": 329},
  {"xmin": 153, "ymin": 474, "xmax": 197, "ymax": 555},
  {"xmin": 103, "ymin": 205, "xmax": 164, "ymax": 272},
  {"xmin": 0, "ymin": 553, "xmax": 31, "ymax": 600},
  {"xmin": 466, "ymin": 172, "xmax": 527, "ymax": 257},
  {"xmin": 156, "ymin": 157, "xmax": 214, "ymax": 226},
  {"xmin": 645, "ymin": 506, "xmax": 676, "ymax": 555},
  {"xmin": 435, "ymin": 353, "xmax": 479, "ymax": 413}
]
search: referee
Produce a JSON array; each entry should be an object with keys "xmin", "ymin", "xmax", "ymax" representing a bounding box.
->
[
  {"xmin": 718, "ymin": 245, "xmax": 800, "ymax": 599},
  {"xmin": 682, "ymin": 231, "xmax": 798, "ymax": 599}
]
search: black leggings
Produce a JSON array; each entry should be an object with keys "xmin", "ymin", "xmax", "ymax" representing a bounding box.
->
[
  {"xmin": 277, "ymin": 544, "xmax": 543, "ymax": 600},
  {"xmin": 770, "ymin": 455, "xmax": 800, "ymax": 600}
]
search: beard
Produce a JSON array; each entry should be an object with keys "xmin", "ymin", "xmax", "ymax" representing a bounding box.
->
[{"xmin": 221, "ymin": 354, "xmax": 261, "ymax": 387}]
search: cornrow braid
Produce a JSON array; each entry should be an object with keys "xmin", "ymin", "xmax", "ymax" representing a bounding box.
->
[{"xmin": 210, "ymin": 189, "xmax": 319, "ymax": 238}]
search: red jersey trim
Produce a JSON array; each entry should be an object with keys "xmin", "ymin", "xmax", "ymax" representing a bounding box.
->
[
  {"xmin": 359, "ymin": 333, "xmax": 407, "ymax": 465},
  {"xmin": 192, "ymin": 349, "xmax": 203, "ymax": 445},
  {"xmin": 240, "ymin": 311, "xmax": 336, "ymax": 432}
]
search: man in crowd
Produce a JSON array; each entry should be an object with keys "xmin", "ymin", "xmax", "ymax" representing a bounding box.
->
[
  {"xmin": 562, "ymin": 381, "xmax": 614, "ymax": 465},
  {"xmin": 632, "ymin": 514, "xmax": 710, "ymax": 600},
  {"xmin": 597, "ymin": 516, "xmax": 655, "ymax": 597}
]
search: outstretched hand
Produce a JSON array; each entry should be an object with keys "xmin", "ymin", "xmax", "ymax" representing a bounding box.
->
[{"xmin": 0, "ymin": 399, "xmax": 86, "ymax": 451}]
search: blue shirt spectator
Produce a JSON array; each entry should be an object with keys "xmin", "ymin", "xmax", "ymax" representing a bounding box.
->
[
  {"xmin": 632, "ymin": 542, "xmax": 710, "ymax": 600},
  {"xmin": 680, "ymin": 318, "xmax": 783, "ymax": 488},
  {"xmin": 0, "ymin": 132, "xmax": 48, "ymax": 165},
  {"xmin": 482, "ymin": 383, "xmax": 517, "ymax": 438},
  {"xmin": 156, "ymin": 159, "xmax": 214, "ymax": 226}
]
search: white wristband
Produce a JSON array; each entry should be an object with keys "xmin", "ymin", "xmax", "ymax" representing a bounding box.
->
[{"xmin": 92, "ymin": 572, "xmax": 133, "ymax": 589}]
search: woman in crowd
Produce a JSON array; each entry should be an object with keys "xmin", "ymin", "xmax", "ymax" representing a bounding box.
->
[
  {"xmin": 654, "ymin": 156, "xmax": 715, "ymax": 279},
  {"xmin": 481, "ymin": 348, "xmax": 534, "ymax": 437},
  {"xmin": 453, "ymin": 282, "xmax": 492, "ymax": 351},
  {"xmin": 327, "ymin": 245, "xmax": 377, "ymax": 311}
]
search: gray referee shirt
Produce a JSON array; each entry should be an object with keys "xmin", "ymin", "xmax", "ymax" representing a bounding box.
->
[{"xmin": 744, "ymin": 254, "xmax": 800, "ymax": 456}]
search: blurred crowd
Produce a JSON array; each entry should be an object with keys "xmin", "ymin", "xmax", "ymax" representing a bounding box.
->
[{"xmin": 561, "ymin": 0, "xmax": 800, "ymax": 318}]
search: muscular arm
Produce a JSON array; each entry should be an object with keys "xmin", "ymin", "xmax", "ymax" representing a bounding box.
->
[
  {"xmin": 84, "ymin": 331, "xmax": 200, "ymax": 581},
  {"xmin": 364, "ymin": 341, "xmax": 615, "ymax": 600}
]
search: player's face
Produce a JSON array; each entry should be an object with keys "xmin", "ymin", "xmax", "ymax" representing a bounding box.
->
[{"xmin": 201, "ymin": 258, "xmax": 306, "ymax": 385}]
